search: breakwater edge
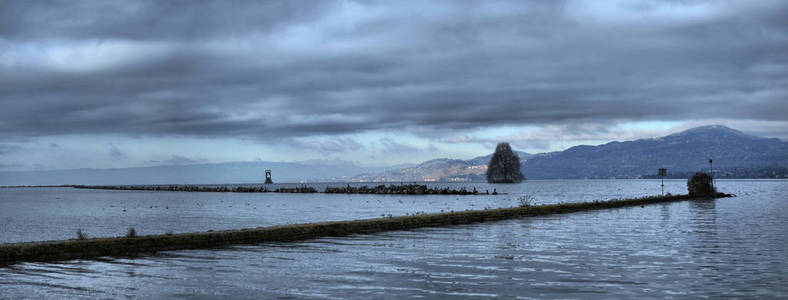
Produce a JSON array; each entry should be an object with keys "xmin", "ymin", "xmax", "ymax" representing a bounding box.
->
[{"xmin": 72, "ymin": 183, "xmax": 493, "ymax": 195}]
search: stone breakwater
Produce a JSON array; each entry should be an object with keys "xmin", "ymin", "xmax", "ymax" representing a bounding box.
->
[
  {"xmin": 71, "ymin": 184, "xmax": 486, "ymax": 195},
  {"xmin": 273, "ymin": 186, "xmax": 318, "ymax": 193},
  {"xmin": 0, "ymin": 193, "xmax": 732, "ymax": 266},
  {"xmin": 324, "ymin": 184, "xmax": 480, "ymax": 195}
]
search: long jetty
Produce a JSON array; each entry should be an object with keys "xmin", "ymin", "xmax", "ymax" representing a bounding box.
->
[
  {"xmin": 0, "ymin": 192, "xmax": 731, "ymax": 266},
  {"xmin": 72, "ymin": 184, "xmax": 486, "ymax": 195}
]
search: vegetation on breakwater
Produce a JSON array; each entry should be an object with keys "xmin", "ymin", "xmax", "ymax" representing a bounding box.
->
[
  {"xmin": 71, "ymin": 184, "xmax": 488, "ymax": 195},
  {"xmin": 0, "ymin": 192, "xmax": 731, "ymax": 266},
  {"xmin": 687, "ymin": 172, "xmax": 716, "ymax": 196}
]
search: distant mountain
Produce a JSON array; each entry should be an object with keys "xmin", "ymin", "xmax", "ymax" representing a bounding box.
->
[
  {"xmin": 351, "ymin": 125, "xmax": 788, "ymax": 181},
  {"xmin": 0, "ymin": 160, "xmax": 390, "ymax": 186},
  {"xmin": 523, "ymin": 125, "xmax": 788, "ymax": 179},
  {"xmin": 4, "ymin": 125, "xmax": 785, "ymax": 185},
  {"xmin": 351, "ymin": 151, "xmax": 532, "ymax": 182}
]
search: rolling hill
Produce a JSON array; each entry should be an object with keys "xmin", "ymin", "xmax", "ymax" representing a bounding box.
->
[{"xmin": 350, "ymin": 151, "xmax": 532, "ymax": 182}]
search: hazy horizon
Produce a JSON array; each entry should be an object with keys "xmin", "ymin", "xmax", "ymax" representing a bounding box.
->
[{"xmin": 0, "ymin": 124, "xmax": 778, "ymax": 172}]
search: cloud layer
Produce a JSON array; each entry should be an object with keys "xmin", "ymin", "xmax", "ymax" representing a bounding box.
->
[
  {"xmin": 1, "ymin": 0, "xmax": 786, "ymax": 142},
  {"xmin": 0, "ymin": 0, "xmax": 787, "ymax": 172}
]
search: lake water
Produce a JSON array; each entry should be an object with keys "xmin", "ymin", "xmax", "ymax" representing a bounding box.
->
[
  {"xmin": 1, "ymin": 179, "xmax": 786, "ymax": 298},
  {"xmin": 1, "ymin": 180, "xmax": 692, "ymax": 244}
]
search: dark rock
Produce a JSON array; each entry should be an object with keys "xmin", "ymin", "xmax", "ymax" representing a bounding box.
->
[
  {"xmin": 487, "ymin": 143, "xmax": 525, "ymax": 183},
  {"xmin": 687, "ymin": 172, "xmax": 716, "ymax": 196}
]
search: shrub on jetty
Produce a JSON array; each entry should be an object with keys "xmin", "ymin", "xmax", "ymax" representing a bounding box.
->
[
  {"xmin": 687, "ymin": 172, "xmax": 716, "ymax": 196},
  {"xmin": 518, "ymin": 195, "xmax": 536, "ymax": 207},
  {"xmin": 487, "ymin": 143, "xmax": 525, "ymax": 183},
  {"xmin": 126, "ymin": 227, "xmax": 137, "ymax": 238}
]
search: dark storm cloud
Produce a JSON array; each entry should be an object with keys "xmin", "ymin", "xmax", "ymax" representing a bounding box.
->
[
  {"xmin": 0, "ymin": 0, "xmax": 328, "ymax": 41},
  {"xmin": 1, "ymin": 0, "xmax": 786, "ymax": 139}
]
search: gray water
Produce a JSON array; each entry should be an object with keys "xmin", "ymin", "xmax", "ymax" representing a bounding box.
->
[
  {"xmin": 1, "ymin": 180, "xmax": 786, "ymax": 299},
  {"xmin": 1, "ymin": 180, "xmax": 689, "ymax": 244}
]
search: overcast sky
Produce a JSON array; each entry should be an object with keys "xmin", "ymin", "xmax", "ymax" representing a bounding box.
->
[{"xmin": 1, "ymin": 0, "xmax": 786, "ymax": 171}]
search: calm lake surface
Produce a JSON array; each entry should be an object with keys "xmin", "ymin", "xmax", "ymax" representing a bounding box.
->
[{"xmin": 1, "ymin": 179, "xmax": 786, "ymax": 298}]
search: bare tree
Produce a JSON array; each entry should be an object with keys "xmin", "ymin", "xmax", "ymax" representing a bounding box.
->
[{"xmin": 487, "ymin": 143, "xmax": 525, "ymax": 183}]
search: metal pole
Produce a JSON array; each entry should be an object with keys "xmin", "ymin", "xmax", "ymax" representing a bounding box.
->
[
  {"xmin": 709, "ymin": 158, "xmax": 713, "ymax": 190},
  {"xmin": 661, "ymin": 175, "xmax": 664, "ymax": 196}
]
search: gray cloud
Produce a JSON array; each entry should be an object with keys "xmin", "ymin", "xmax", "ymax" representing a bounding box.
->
[
  {"xmin": 286, "ymin": 136, "xmax": 365, "ymax": 155},
  {"xmin": 0, "ymin": 163, "xmax": 22, "ymax": 170},
  {"xmin": 0, "ymin": 0, "xmax": 786, "ymax": 140},
  {"xmin": 109, "ymin": 143, "xmax": 124, "ymax": 157},
  {"xmin": 0, "ymin": 1, "xmax": 329, "ymax": 41},
  {"xmin": 379, "ymin": 137, "xmax": 422, "ymax": 154},
  {"xmin": 146, "ymin": 154, "xmax": 206, "ymax": 166},
  {"xmin": 441, "ymin": 122, "xmax": 671, "ymax": 151},
  {"xmin": 0, "ymin": 144, "xmax": 21, "ymax": 155}
]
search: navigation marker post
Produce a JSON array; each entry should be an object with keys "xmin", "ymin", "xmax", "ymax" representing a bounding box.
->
[
  {"xmin": 709, "ymin": 158, "xmax": 713, "ymax": 190},
  {"xmin": 658, "ymin": 168, "xmax": 667, "ymax": 195},
  {"xmin": 264, "ymin": 169, "xmax": 273, "ymax": 184}
]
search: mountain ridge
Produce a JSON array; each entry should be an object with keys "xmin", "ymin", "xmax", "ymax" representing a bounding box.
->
[
  {"xmin": 523, "ymin": 125, "xmax": 787, "ymax": 179},
  {"xmin": 351, "ymin": 125, "xmax": 788, "ymax": 181}
]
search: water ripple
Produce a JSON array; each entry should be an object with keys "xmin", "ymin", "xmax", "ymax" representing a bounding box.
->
[{"xmin": 1, "ymin": 180, "xmax": 787, "ymax": 298}]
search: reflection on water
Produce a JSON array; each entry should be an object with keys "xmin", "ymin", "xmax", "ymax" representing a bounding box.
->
[
  {"xmin": 687, "ymin": 199, "xmax": 724, "ymax": 282},
  {"xmin": 689, "ymin": 199, "xmax": 717, "ymax": 240},
  {"xmin": 1, "ymin": 180, "xmax": 787, "ymax": 298},
  {"xmin": 659, "ymin": 203, "xmax": 671, "ymax": 226}
]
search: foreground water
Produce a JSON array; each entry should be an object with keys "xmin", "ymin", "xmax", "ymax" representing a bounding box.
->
[{"xmin": 1, "ymin": 180, "xmax": 786, "ymax": 298}]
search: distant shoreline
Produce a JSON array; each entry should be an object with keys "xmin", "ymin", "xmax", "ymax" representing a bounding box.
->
[
  {"xmin": 1, "ymin": 178, "xmax": 786, "ymax": 189},
  {"xmin": 0, "ymin": 185, "xmax": 74, "ymax": 188}
]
